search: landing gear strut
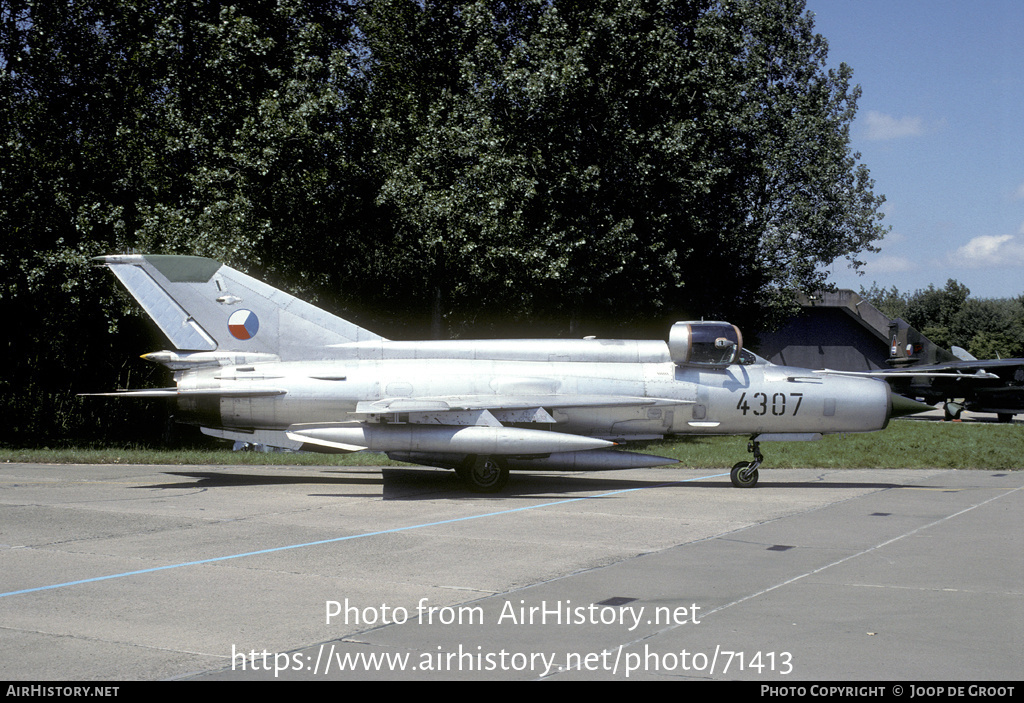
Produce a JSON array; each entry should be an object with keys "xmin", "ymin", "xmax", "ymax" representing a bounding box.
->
[{"xmin": 730, "ymin": 438, "xmax": 763, "ymax": 488}]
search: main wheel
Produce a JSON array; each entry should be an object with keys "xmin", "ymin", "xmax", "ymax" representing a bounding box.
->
[
  {"xmin": 731, "ymin": 461, "xmax": 759, "ymax": 488},
  {"xmin": 457, "ymin": 455, "xmax": 510, "ymax": 493}
]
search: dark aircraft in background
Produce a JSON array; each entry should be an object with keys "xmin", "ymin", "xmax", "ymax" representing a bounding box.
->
[
  {"xmin": 878, "ymin": 338, "xmax": 1023, "ymax": 422},
  {"xmin": 85, "ymin": 255, "xmax": 932, "ymax": 491}
]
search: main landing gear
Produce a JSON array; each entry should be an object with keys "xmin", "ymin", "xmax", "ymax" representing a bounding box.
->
[
  {"xmin": 455, "ymin": 455, "xmax": 510, "ymax": 493},
  {"xmin": 730, "ymin": 438, "xmax": 763, "ymax": 488},
  {"xmin": 943, "ymin": 402, "xmax": 963, "ymax": 422}
]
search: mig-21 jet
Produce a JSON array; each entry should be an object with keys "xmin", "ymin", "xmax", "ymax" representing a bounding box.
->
[{"xmin": 85, "ymin": 255, "xmax": 931, "ymax": 491}]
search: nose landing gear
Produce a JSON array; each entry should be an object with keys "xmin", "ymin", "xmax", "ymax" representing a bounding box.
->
[{"xmin": 730, "ymin": 438, "xmax": 763, "ymax": 488}]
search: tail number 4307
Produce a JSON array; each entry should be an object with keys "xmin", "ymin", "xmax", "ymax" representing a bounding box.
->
[{"xmin": 736, "ymin": 392, "xmax": 803, "ymax": 417}]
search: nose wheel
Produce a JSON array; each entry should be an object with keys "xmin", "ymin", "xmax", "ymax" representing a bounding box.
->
[{"xmin": 731, "ymin": 439, "xmax": 763, "ymax": 488}]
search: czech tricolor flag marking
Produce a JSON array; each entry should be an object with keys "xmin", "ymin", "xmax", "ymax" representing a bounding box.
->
[{"xmin": 228, "ymin": 309, "xmax": 259, "ymax": 340}]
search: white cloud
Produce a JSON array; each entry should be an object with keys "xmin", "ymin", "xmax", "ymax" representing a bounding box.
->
[
  {"xmin": 951, "ymin": 234, "xmax": 1024, "ymax": 268},
  {"xmin": 863, "ymin": 111, "xmax": 925, "ymax": 141},
  {"xmin": 869, "ymin": 255, "xmax": 915, "ymax": 273}
]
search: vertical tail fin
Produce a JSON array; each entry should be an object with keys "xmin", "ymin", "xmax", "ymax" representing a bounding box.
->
[{"xmin": 96, "ymin": 255, "xmax": 384, "ymax": 359}]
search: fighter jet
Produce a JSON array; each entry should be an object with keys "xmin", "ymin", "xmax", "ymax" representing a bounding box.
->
[
  {"xmin": 855, "ymin": 342, "xmax": 1022, "ymax": 422},
  {"xmin": 85, "ymin": 254, "xmax": 931, "ymax": 491}
]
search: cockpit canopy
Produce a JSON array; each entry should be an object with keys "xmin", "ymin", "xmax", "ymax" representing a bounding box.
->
[{"xmin": 668, "ymin": 321, "xmax": 743, "ymax": 368}]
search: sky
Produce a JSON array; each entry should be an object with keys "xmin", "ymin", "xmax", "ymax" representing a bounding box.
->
[{"xmin": 805, "ymin": 0, "xmax": 1024, "ymax": 299}]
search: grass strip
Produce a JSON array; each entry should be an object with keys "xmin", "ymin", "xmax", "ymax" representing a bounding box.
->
[{"xmin": 2, "ymin": 420, "xmax": 1020, "ymax": 470}]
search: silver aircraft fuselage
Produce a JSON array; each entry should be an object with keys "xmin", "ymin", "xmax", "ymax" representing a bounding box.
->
[
  {"xmin": 175, "ymin": 351, "xmax": 892, "ymax": 441},
  {"xmin": 86, "ymin": 254, "xmax": 928, "ymax": 491}
]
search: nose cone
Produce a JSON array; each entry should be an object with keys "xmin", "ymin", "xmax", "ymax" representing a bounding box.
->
[{"xmin": 888, "ymin": 389, "xmax": 935, "ymax": 420}]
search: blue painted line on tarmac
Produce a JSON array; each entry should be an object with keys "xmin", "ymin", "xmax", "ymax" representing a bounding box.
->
[{"xmin": 0, "ymin": 472, "xmax": 728, "ymax": 598}]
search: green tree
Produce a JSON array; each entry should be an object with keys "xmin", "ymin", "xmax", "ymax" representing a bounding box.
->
[
  {"xmin": 904, "ymin": 279, "xmax": 970, "ymax": 334},
  {"xmin": 362, "ymin": 0, "xmax": 886, "ymax": 336},
  {"xmin": 0, "ymin": 0, "xmax": 165, "ymax": 444},
  {"xmin": 858, "ymin": 283, "xmax": 910, "ymax": 321},
  {"xmin": 131, "ymin": 1, "xmax": 369, "ymax": 293},
  {"xmin": 0, "ymin": 0, "xmax": 369, "ymax": 442},
  {"xmin": 968, "ymin": 331, "xmax": 1019, "ymax": 360}
]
